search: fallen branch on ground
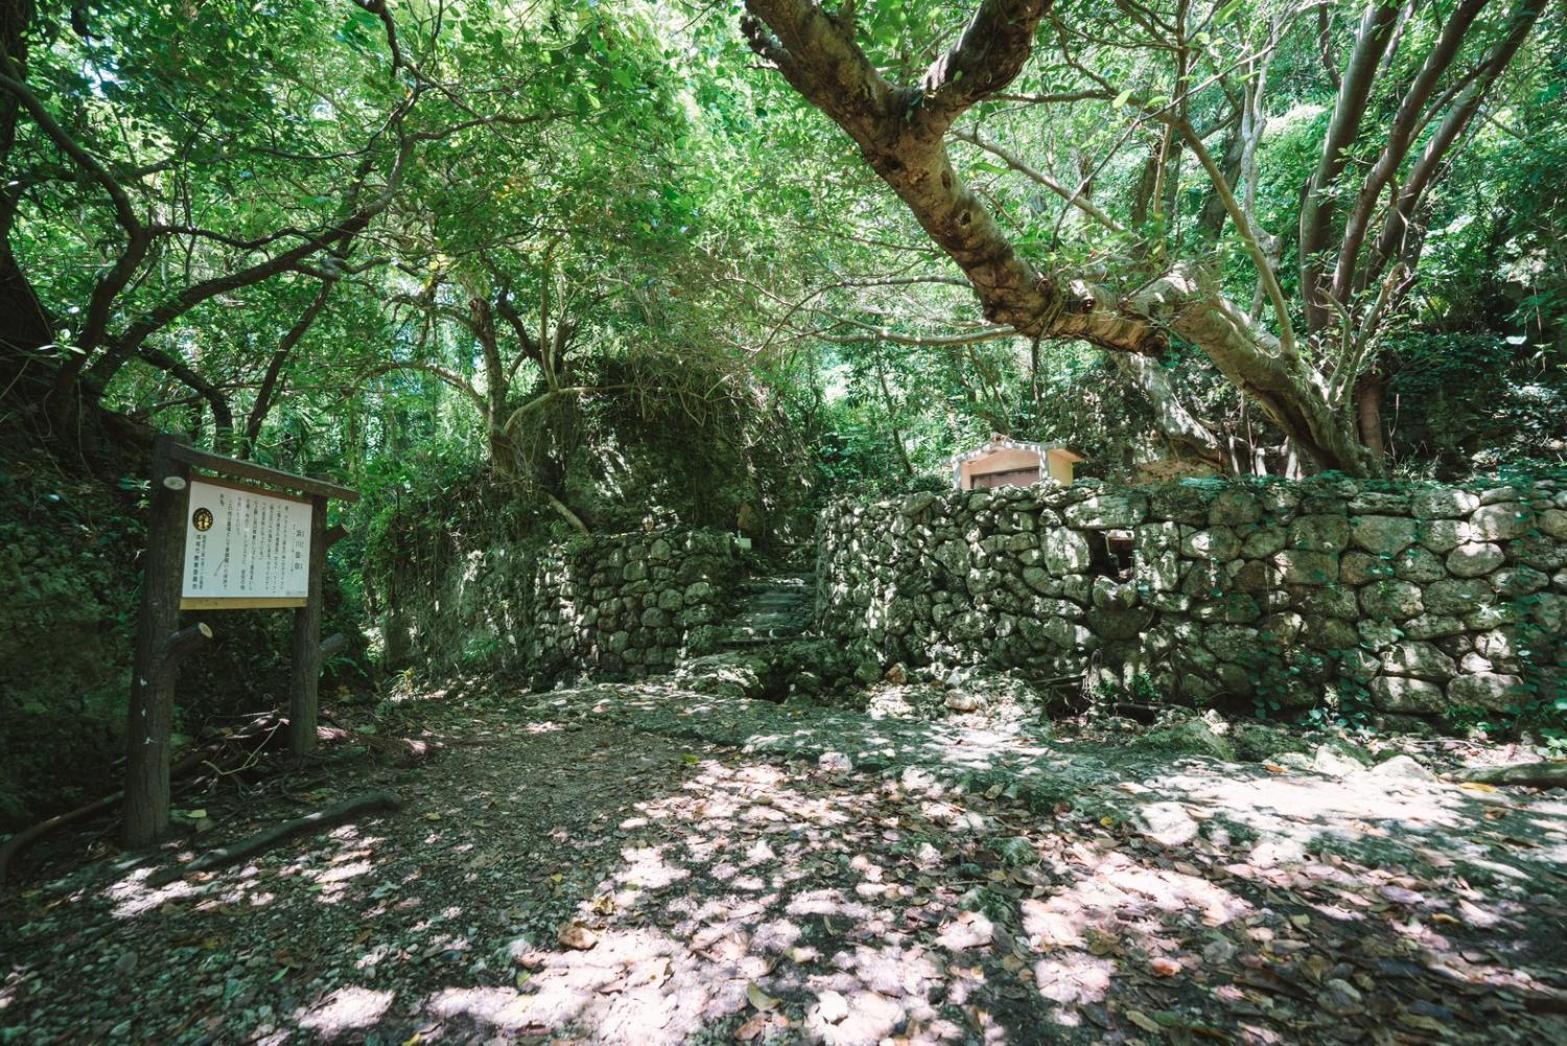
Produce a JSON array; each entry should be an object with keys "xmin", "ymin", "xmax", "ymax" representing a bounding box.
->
[
  {"xmin": 0, "ymin": 792, "xmax": 123, "ymax": 888},
  {"xmin": 145, "ymin": 790, "xmax": 401, "ymax": 887},
  {"xmin": 1461, "ymin": 762, "xmax": 1567, "ymax": 788},
  {"xmin": 4, "ymin": 716, "xmax": 423, "ymax": 889},
  {"xmin": 0, "ymin": 747, "xmax": 215, "ymax": 887}
]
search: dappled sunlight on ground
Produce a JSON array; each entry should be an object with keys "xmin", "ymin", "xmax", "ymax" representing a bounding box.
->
[
  {"xmin": 101, "ymin": 866, "xmax": 200, "ymax": 919},
  {"xmin": 296, "ymin": 986, "xmax": 394, "ymax": 1037},
  {"xmin": 5, "ymin": 689, "xmax": 1567, "ymax": 1043}
]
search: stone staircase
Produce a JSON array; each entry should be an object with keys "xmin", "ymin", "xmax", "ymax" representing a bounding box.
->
[
  {"xmin": 676, "ymin": 565, "xmax": 860, "ymax": 701},
  {"xmin": 711, "ymin": 571, "xmax": 814, "ymax": 648}
]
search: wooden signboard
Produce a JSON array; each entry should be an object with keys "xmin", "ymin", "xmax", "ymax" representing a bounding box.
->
[
  {"xmin": 180, "ymin": 479, "xmax": 313, "ymax": 609},
  {"xmin": 123, "ymin": 434, "xmax": 357, "ymax": 848}
]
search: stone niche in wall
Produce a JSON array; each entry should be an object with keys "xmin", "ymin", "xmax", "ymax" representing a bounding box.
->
[{"xmin": 816, "ymin": 476, "xmax": 1567, "ymax": 720}]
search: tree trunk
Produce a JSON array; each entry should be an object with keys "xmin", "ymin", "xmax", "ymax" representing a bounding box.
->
[
  {"xmin": 1299, "ymin": 1, "xmax": 1403, "ymax": 334},
  {"xmin": 741, "ymin": 0, "xmax": 1373, "ymax": 476},
  {"xmin": 0, "ymin": 234, "xmax": 51, "ymax": 392},
  {"xmin": 1111, "ymin": 352, "xmax": 1226, "ymax": 470},
  {"xmin": 123, "ymin": 434, "xmax": 194, "ymax": 848},
  {"xmin": 0, "ymin": 0, "xmax": 51, "ymax": 393},
  {"xmin": 873, "ymin": 347, "xmax": 914, "ymax": 475},
  {"xmin": 1355, "ymin": 372, "xmax": 1387, "ymax": 463},
  {"xmin": 1196, "ymin": 121, "xmax": 1245, "ymax": 243}
]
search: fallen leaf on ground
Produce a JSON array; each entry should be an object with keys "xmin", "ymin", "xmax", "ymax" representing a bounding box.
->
[
  {"xmin": 735, "ymin": 1013, "xmax": 788, "ymax": 1040},
  {"xmin": 816, "ymin": 989, "xmax": 849, "ymax": 1024},
  {"xmin": 558, "ymin": 924, "xmax": 598, "ymax": 950},
  {"xmin": 1125, "ymin": 1009, "xmax": 1161, "ymax": 1033},
  {"xmin": 746, "ymin": 982, "xmax": 780, "ymax": 1011}
]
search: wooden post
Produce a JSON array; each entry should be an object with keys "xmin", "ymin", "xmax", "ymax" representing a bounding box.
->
[
  {"xmin": 123, "ymin": 434, "xmax": 192, "ymax": 848},
  {"xmin": 288, "ymin": 495, "xmax": 328, "ymax": 754}
]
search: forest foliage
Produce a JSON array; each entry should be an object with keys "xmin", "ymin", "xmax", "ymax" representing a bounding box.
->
[
  {"xmin": 1, "ymin": 1, "xmax": 1564, "ymax": 815},
  {"xmin": 0, "ymin": 0, "xmax": 1560, "ymax": 514}
]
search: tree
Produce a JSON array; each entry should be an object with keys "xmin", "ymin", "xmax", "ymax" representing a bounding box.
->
[
  {"xmin": 738, "ymin": 0, "xmax": 1548, "ymax": 476},
  {"xmin": 0, "ymin": 0, "xmax": 418, "ymax": 427}
]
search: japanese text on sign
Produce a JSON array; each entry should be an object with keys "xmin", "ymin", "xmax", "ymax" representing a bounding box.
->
[{"xmin": 180, "ymin": 480, "xmax": 312, "ymax": 607}]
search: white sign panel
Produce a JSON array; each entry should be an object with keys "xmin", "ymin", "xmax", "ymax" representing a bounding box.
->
[{"xmin": 180, "ymin": 480, "xmax": 312, "ymax": 608}]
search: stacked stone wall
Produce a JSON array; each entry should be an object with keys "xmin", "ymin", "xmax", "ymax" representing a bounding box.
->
[
  {"xmin": 529, "ymin": 530, "xmax": 740, "ymax": 675},
  {"xmin": 396, "ymin": 528, "xmax": 741, "ymax": 680},
  {"xmin": 816, "ymin": 477, "xmax": 1567, "ymax": 720}
]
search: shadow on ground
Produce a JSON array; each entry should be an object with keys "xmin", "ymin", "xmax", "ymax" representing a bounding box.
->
[{"xmin": 3, "ymin": 684, "xmax": 1566, "ymax": 1043}]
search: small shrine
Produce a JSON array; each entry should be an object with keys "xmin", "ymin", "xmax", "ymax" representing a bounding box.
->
[{"xmin": 950, "ymin": 435, "xmax": 1081, "ymax": 490}]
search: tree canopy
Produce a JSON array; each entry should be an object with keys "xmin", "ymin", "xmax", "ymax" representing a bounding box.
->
[{"xmin": 1, "ymin": 0, "xmax": 1562, "ymax": 509}]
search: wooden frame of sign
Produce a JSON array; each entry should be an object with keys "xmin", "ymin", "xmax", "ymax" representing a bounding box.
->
[{"xmin": 123, "ymin": 433, "xmax": 358, "ymax": 848}]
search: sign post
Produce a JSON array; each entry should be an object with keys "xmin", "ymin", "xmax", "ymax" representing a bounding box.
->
[
  {"xmin": 124, "ymin": 434, "xmax": 198, "ymax": 849},
  {"xmin": 123, "ymin": 435, "xmax": 358, "ymax": 848},
  {"xmin": 288, "ymin": 495, "xmax": 328, "ymax": 754}
]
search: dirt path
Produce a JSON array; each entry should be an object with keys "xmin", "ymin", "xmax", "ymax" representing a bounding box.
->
[{"xmin": 3, "ymin": 686, "xmax": 1567, "ymax": 1044}]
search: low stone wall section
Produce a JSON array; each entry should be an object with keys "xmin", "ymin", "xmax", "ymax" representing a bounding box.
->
[
  {"xmin": 816, "ymin": 477, "xmax": 1567, "ymax": 719},
  {"xmin": 531, "ymin": 530, "xmax": 741, "ymax": 676},
  {"xmin": 393, "ymin": 528, "xmax": 742, "ymax": 680}
]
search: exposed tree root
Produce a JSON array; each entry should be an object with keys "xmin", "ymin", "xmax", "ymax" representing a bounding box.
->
[
  {"xmin": 145, "ymin": 790, "xmax": 401, "ymax": 887},
  {"xmin": 1462, "ymin": 762, "xmax": 1567, "ymax": 788},
  {"xmin": 0, "ymin": 747, "xmax": 214, "ymax": 887}
]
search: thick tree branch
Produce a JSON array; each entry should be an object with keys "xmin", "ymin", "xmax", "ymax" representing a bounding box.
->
[
  {"xmin": 351, "ymin": 0, "xmax": 403, "ymax": 75},
  {"xmin": 1362, "ymin": 0, "xmax": 1544, "ymax": 291},
  {"xmin": 1330, "ymin": 0, "xmax": 1491, "ymax": 304},
  {"xmin": 1299, "ymin": 0, "xmax": 1401, "ymax": 331},
  {"xmin": 0, "ymin": 67, "xmax": 141, "ymax": 237},
  {"xmin": 1168, "ymin": 114, "xmax": 1296, "ymax": 359},
  {"xmin": 743, "ymin": 0, "xmax": 1371, "ymax": 475},
  {"xmin": 810, "ymin": 323, "xmax": 1017, "ymax": 348},
  {"xmin": 914, "ymin": 0, "xmax": 1051, "ymax": 136},
  {"xmin": 138, "ymin": 346, "xmax": 234, "ymax": 448},
  {"xmin": 242, "ymin": 280, "xmax": 335, "ymax": 455},
  {"xmin": 0, "ymin": 60, "xmax": 159, "ymax": 363},
  {"xmin": 359, "ymin": 359, "xmax": 487, "ymax": 413},
  {"xmin": 79, "ymin": 135, "xmax": 416, "ymax": 393}
]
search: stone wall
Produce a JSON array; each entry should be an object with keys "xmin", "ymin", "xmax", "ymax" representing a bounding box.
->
[
  {"xmin": 393, "ymin": 528, "xmax": 742, "ymax": 681},
  {"xmin": 531, "ymin": 530, "xmax": 741, "ymax": 676},
  {"xmin": 816, "ymin": 477, "xmax": 1567, "ymax": 721}
]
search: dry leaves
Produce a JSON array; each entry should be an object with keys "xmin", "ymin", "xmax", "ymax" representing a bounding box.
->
[
  {"xmin": 746, "ymin": 982, "xmax": 780, "ymax": 1011},
  {"xmin": 557, "ymin": 923, "xmax": 598, "ymax": 950}
]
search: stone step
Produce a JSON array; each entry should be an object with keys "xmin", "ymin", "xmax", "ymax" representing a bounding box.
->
[
  {"xmin": 735, "ymin": 618, "xmax": 809, "ymax": 629},
  {"xmin": 738, "ymin": 575, "xmax": 813, "ymax": 590},
  {"xmin": 713, "ymin": 625, "xmax": 811, "ymax": 643},
  {"xmin": 737, "ymin": 589, "xmax": 811, "ymax": 603},
  {"xmin": 739, "ymin": 611, "xmax": 807, "ymax": 623},
  {"xmin": 713, "ymin": 571, "xmax": 816, "ymax": 650},
  {"xmin": 717, "ymin": 635, "xmax": 807, "ymax": 648},
  {"xmin": 739, "ymin": 598, "xmax": 810, "ymax": 612},
  {"xmin": 736, "ymin": 592, "xmax": 810, "ymax": 608}
]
